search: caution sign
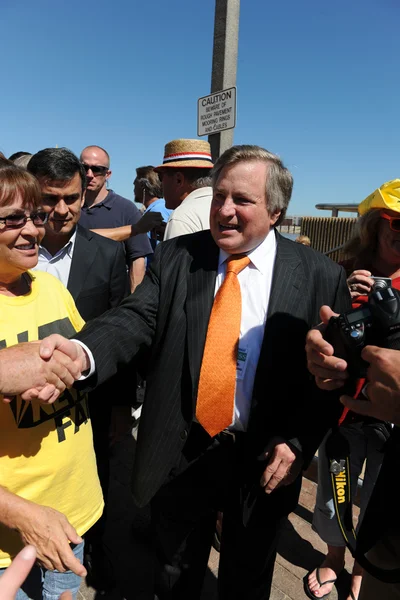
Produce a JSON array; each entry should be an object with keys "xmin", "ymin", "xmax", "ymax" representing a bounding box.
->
[{"xmin": 197, "ymin": 87, "xmax": 237, "ymax": 137}]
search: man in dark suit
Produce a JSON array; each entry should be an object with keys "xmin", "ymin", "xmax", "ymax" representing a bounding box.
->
[
  {"xmin": 36, "ymin": 145, "xmax": 351, "ymax": 599},
  {"xmin": 27, "ymin": 148, "xmax": 130, "ymax": 593}
]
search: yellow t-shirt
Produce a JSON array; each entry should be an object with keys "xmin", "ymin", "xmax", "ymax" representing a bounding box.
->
[{"xmin": 0, "ymin": 270, "xmax": 104, "ymax": 567}]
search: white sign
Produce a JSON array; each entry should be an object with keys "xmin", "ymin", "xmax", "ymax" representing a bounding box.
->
[{"xmin": 197, "ymin": 87, "xmax": 237, "ymax": 137}]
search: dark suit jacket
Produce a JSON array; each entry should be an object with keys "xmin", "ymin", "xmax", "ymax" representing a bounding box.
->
[
  {"xmin": 75, "ymin": 230, "xmax": 351, "ymax": 508},
  {"xmin": 68, "ymin": 225, "xmax": 131, "ymax": 408},
  {"xmin": 68, "ymin": 225, "xmax": 129, "ymax": 321}
]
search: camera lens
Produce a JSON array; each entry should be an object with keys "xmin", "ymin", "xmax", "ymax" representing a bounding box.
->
[{"xmin": 372, "ymin": 278, "xmax": 390, "ymax": 291}]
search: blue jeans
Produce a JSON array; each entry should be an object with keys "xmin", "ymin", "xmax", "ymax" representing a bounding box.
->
[{"xmin": 0, "ymin": 541, "xmax": 84, "ymax": 600}]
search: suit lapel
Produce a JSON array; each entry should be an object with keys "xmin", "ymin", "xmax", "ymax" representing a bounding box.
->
[
  {"xmin": 185, "ymin": 233, "xmax": 219, "ymax": 401},
  {"xmin": 251, "ymin": 232, "xmax": 304, "ymax": 408},
  {"xmin": 67, "ymin": 227, "xmax": 97, "ymax": 302},
  {"xmin": 267, "ymin": 232, "xmax": 303, "ymax": 318}
]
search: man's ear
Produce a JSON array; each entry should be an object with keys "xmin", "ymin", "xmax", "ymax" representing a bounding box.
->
[
  {"xmin": 81, "ymin": 190, "xmax": 86, "ymax": 207},
  {"xmin": 270, "ymin": 210, "xmax": 281, "ymax": 226},
  {"xmin": 105, "ymin": 169, "xmax": 112, "ymax": 182}
]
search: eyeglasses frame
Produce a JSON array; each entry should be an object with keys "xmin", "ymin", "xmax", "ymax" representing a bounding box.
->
[{"xmin": 0, "ymin": 211, "xmax": 49, "ymax": 229}]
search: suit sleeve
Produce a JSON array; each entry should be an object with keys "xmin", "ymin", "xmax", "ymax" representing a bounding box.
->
[
  {"xmin": 109, "ymin": 242, "xmax": 130, "ymax": 306},
  {"xmin": 74, "ymin": 244, "xmax": 161, "ymax": 390},
  {"xmin": 287, "ymin": 265, "xmax": 352, "ymax": 468}
]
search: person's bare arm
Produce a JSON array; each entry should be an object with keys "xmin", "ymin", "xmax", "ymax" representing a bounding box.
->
[
  {"xmin": 129, "ymin": 257, "xmax": 146, "ymax": 292},
  {"xmin": 92, "ymin": 212, "xmax": 164, "ymax": 243},
  {"xmin": 0, "ymin": 487, "xmax": 86, "ymax": 576},
  {"xmin": 91, "ymin": 225, "xmax": 132, "ymax": 242}
]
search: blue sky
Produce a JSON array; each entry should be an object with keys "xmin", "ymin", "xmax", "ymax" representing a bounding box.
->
[{"xmin": 1, "ymin": 0, "xmax": 398, "ymax": 216}]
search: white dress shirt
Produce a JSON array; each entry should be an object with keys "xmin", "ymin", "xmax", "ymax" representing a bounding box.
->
[
  {"xmin": 216, "ymin": 230, "xmax": 276, "ymax": 431},
  {"xmin": 34, "ymin": 231, "xmax": 77, "ymax": 288}
]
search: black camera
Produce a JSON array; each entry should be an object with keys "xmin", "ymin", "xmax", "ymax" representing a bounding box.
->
[{"xmin": 324, "ymin": 277, "xmax": 400, "ymax": 384}]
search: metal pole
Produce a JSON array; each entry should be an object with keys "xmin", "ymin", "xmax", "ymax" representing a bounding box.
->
[{"xmin": 208, "ymin": 0, "xmax": 240, "ymax": 161}]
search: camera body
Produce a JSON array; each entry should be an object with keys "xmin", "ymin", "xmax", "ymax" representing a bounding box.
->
[{"xmin": 325, "ymin": 277, "xmax": 400, "ymax": 380}]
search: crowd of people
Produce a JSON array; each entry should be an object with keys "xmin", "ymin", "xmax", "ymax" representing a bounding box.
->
[{"xmin": 0, "ymin": 141, "xmax": 399, "ymax": 600}]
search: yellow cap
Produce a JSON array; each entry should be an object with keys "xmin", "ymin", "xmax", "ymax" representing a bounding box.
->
[{"xmin": 358, "ymin": 179, "xmax": 400, "ymax": 216}]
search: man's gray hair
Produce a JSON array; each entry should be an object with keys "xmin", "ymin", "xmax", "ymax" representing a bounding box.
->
[
  {"xmin": 13, "ymin": 154, "xmax": 33, "ymax": 169},
  {"xmin": 211, "ymin": 145, "xmax": 293, "ymax": 226},
  {"xmin": 189, "ymin": 175, "xmax": 212, "ymax": 190}
]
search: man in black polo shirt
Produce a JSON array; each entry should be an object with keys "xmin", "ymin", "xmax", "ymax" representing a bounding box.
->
[{"xmin": 79, "ymin": 145, "xmax": 153, "ymax": 291}]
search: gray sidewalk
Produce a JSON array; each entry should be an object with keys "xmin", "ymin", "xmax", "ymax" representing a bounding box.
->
[{"xmin": 79, "ymin": 433, "xmax": 359, "ymax": 600}]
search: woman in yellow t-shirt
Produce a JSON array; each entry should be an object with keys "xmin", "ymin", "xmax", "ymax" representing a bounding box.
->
[{"xmin": 0, "ymin": 163, "xmax": 103, "ymax": 600}]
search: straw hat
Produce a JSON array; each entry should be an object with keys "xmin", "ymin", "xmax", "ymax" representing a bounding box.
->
[
  {"xmin": 358, "ymin": 179, "xmax": 400, "ymax": 215},
  {"xmin": 155, "ymin": 139, "xmax": 213, "ymax": 171}
]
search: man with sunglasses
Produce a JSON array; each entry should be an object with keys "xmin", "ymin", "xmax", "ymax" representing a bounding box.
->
[{"xmin": 79, "ymin": 145, "xmax": 153, "ymax": 292}]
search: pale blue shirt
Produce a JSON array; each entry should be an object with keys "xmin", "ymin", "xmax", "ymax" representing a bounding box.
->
[{"xmin": 34, "ymin": 231, "xmax": 77, "ymax": 288}]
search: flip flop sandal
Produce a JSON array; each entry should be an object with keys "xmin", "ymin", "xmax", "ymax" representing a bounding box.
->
[{"xmin": 303, "ymin": 566, "xmax": 337, "ymax": 599}]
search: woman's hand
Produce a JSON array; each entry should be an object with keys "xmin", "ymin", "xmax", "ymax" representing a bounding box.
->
[{"xmin": 346, "ymin": 269, "xmax": 374, "ymax": 299}]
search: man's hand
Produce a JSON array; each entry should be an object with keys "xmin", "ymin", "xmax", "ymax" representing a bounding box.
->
[
  {"xmin": 12, "ymin": 502, "xmax": 86, "ymax": 576},
  {"xmin": 0, "ymin": 342, "xmax": 82, "ymax": 404},
  {"xmin": 341, "ymin": 346, "xmax": 400, "ymax": 425},
  {"xmin": 33, "ymin": 335, "xmax": 90, "ymax": 404},
  {"xmin": 19, "ymin": 336, "xmax": 90, "ymax": 404},
  {"xmin": 132, "ymin": 211, "xmax": 164, "ymax": 236},
  {"xmin": 258, "ymin": 437, "xmax": 303, "ymax": 494},
  {"xmin": 305, "ymin": 305, "xmax": 349, "ymax": 390}
]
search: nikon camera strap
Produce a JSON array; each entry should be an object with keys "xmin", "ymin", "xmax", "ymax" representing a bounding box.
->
[{"xmin": 325, "ymin": 426, "xmax": 400, "ymax": 583}]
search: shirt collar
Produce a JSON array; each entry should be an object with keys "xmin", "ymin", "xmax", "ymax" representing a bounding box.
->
[
  {"xmin": 84, "ymin": 190, "xmax": 113, "ymax": 210},
  {"xmin": 218, "ymin": 228, "xmax": 277, "ymax": 275},
  {"xmin": 39, "ymin": 229, "xmax": 77, "ymax": 259}
]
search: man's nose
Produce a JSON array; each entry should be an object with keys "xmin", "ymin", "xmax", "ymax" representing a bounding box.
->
[
  {"xmin": 54, "ymin": 200, "xmax": 68, "ymax": 214},
  {"xmin": 219, "ymin": 198, "xmax": 235, "ymax": 217}
]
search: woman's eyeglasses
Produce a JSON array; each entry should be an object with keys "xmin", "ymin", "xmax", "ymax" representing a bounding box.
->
[
  {"xmin": 381, "ymin": 211, "xmax": 400, "ymax": 232},
  {"xmin": 0, "ymin": 212, "xmax": 48, "ymax": 228},
  {"xmin": 81, "ymin": 163, "xmax": 108, "ymax": 175}
]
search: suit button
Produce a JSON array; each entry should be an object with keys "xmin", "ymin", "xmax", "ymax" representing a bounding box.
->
[{"xmin": 180, "ymin": 429, "xmax": 188, "ymax": 441}]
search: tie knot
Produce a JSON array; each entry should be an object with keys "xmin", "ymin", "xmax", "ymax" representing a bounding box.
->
[{"xmin": 226, "ymin": 255, "xmax": 251, "ymax": 275}]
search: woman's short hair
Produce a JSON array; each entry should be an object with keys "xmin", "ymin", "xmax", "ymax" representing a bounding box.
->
[
  {"xmin": 295, "ymin": 235, "xmax": 311, "ymax": 246},
  {"xmin": 135, "ymin": 166, "xmax": 163, "ymax": 198},
  {"xmin": 0, "ymin": 165, "xmax": 42, "ymax": 209},
  {"xmin": 211, "ymin": 145, "xmax": 293, "ymax": 226}
]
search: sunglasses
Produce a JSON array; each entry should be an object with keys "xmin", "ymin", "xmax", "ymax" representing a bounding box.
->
[
  {"xmin": 0, "ymin": 211, "xmax": 48, "ymax": 228},
  {"xmin": 380, "ymin": 211, "xmax": 400, "ymax": 232},
  {"xmin": 81, "ymin": 163, "xmax": 108, "ymax": 175}
]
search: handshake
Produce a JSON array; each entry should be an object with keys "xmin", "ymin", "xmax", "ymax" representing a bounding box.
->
[{"xmin": 0, "ymin": 336, "xmax": 89, "ymax": 404}]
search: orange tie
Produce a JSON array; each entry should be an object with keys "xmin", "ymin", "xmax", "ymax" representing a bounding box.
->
[{"xmin": 196, "ymin": 254, "xmax": 251, "ymax": 437}]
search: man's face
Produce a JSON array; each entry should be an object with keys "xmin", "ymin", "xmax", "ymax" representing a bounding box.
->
[
  {"xmin": 80, "ymin": 148, "xmax": 111, "ymax": 194},
  {"xmin": 39, "ymin": 172, "xmax": 84, "ymax": 237},
  {"xmin": 158, "ymin": 170, "xmax": 180, "ymax": 209},
  {"xmin": 133, "ymin": 177, "xmax": 143, "ymax": 203},
  {"xmin": 210, "ymin": 160, "xmax": 281, "ymax": 255}
]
